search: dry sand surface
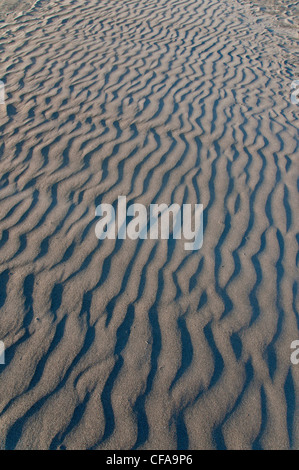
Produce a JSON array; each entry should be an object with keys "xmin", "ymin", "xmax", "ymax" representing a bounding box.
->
[
  {"xmin": 0, "ymin": 0, "xmax": 36, "ymax": 20},
  {"xmin": 0, "ymin": 0, "xmax": 298, "ymax": 450}
]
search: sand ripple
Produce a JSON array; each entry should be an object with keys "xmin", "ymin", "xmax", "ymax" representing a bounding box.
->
[{"xmin": 0, "ymin": 0, "xmax": 298, "ymax": 450}]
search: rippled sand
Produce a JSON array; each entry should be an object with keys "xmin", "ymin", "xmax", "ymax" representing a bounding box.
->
[{"xmin": 0, "ymin": 0, "xmax": 298, "ymax": 450}]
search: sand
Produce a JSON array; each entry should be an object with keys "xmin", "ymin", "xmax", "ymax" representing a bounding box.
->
[
  {"xmin": 0, "ymin": 0, "xmax": 298, "ymax": 450},
  {"xmin": 0, "ymin": 0, "xmax": 37, "ymax": 20}
]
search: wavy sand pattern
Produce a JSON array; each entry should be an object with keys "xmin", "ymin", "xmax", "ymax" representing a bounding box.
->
[{"xmin": 0, "ymin": 0, "xmax": 298, "ymax": 450}]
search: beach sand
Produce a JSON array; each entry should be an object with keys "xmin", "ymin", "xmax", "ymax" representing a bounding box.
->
[
  {"xmin": 0, "ymin": 0, "xmax": 298, "ymax": 450},
  {"xmin": 0, "ymin": 0, "xmax": 36, "ymax": 20}
]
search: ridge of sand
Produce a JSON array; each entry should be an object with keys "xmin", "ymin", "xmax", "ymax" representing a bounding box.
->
[{"xmin": 0, "ymin": 0, "xmax": 298, "ymax": 450}]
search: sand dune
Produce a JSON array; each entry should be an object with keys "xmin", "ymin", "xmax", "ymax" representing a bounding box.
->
[{"xmin": 0, "ymin": 0, "xmax": 298, "ymax": 450}]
